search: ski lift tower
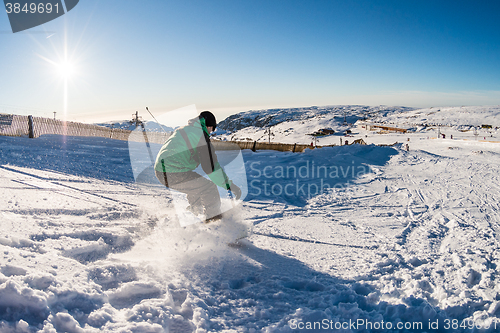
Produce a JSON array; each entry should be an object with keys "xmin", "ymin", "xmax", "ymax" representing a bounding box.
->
[
  {"xmin": 265, "ymin": 127, "xmax": 273, "ymax": 143},
  {"xmin": 130, "ymin": 111, "xmax": 144, "ymax": 128}
]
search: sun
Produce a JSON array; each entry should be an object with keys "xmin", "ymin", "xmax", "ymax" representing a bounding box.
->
[{"xmin": 57, "ymin": 60, "xmax": 75, "ymax": 78}]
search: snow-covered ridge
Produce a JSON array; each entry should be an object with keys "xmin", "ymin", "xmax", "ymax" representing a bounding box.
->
[
  {"xmin": 371, "ymin": 105, "xmax": 500, "ymax": 129},
  {"xmin": 214, "ymin": 105, "xmax": 415, "ymax": 145},
  {"xmin": 216, "ymin": 105, "xmax": 415, "ymax": 132},
  {"xmin": 214, "ymin": 105, "xmax": 500, "ymax": 145},
  {"xmin": 96, "ymin": 120, "xmax": 175, "ymax": 133},
  {"xmin": 218, "ymin": 105, "xmax": 500, "ymax": 133}
]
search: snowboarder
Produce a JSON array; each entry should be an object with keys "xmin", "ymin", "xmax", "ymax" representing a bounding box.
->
[{"xmin": 154, "ymin": 111, "xmax": 242, "ymax": 222}]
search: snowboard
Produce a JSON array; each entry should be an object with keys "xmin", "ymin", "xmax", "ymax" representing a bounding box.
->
[
  {"xmin": 192, "ymin": 211, "xmax": 251, "ymax": 244},
  {"xmin": 172, "ymin": 197, "xmax": 252, "ymax": 246}
]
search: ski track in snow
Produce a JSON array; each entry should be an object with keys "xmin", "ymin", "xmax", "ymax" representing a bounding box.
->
[{"xmin": 1, "ymin": 111, "xmax": 500, "ymax": 332}]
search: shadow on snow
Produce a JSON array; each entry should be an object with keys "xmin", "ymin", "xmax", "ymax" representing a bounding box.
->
[
  {"xmin": 242, "ymin": 144, "xmax": 399, "ymax": 207},
  {"xmin": 0, "ymin": 135, "xmax": 135, "ymax": 182}
]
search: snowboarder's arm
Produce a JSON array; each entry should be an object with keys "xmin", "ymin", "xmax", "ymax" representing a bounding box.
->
[{"xmin": 198, "ymin": 135, "xmax": 232, "ymax": 189}]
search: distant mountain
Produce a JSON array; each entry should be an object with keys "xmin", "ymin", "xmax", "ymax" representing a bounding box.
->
[
  {"xmin": 216, "ymin": 105, "xmax": 415, "ymax": 132},
  {"xmin": 213, "ymin": 104, "xmax": 499, "ymax": 144},
  {"xmin": 96, "ymin": 120, "xmax": 175, "ymax": 133},
  {"xmin": 370, "ymin": 105, "xmax": 500, "ymax": 129},
  {"xmin": 213, "ymin": 105, "xmax": 415, "ymax": 143}
]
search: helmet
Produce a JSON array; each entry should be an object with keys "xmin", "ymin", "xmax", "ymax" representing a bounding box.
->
[{"xmin": 199, "ymin": 111, "xmax": 217, "ymax": 129}]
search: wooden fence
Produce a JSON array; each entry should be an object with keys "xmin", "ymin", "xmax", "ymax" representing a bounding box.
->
[
  {"xmin": 212, "ymin": 141, "xmax": 315, "ymax": 153},
  {"xmin": 0, "ymin": 114, "xmax": 29, "ymax": 137},
  {"xmin": 1, "ymin": 113, "xmax": 370, "ymax": 152},
  {"xmin": 0, "ymin": 113, "xmax": 170, "ymax": 144}
]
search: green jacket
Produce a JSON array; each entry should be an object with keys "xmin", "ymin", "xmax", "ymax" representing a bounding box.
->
[{"xmin": 154, "ymin": 117, "xmax": 232, "ymax": 189}]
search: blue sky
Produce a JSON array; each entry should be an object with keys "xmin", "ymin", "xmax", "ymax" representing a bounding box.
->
[{"xmin": 1, "ymin": 0, "xmax": 500, "ymax": 122}]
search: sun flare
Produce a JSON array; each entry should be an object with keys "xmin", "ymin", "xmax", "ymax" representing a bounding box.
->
[{"xmin": 57, "ymin": 61, "xmax": 75, "ymax": 78}]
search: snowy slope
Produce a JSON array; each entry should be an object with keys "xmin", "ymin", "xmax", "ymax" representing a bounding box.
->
[
  {"xmin": 216, "ymin": 105, "xmax": 415, "ymax": 132},
  {"xmin": 1, "ymin": 107, "xmax": 500, "ymax": 332},
  {"xmin": 214, "ymin": 105, "xmax": 415, "ymax": 145},
  {"xmin": 214, "ymin": 105, "xmax": 500, "ymax": 146},
  {"xmin": 371, "ymin": 105, "xmax": 500, "ymax": 129}
]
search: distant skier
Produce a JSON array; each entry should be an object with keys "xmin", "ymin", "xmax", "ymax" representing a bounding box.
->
[{"xmin": 154, "ymin": 111, "xmax": 242, "ymax": 222}]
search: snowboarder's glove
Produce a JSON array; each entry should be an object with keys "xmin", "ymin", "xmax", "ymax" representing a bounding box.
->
[{"xmin": 230, "ymin": 184, "xmax": 242, "ymax": 200}]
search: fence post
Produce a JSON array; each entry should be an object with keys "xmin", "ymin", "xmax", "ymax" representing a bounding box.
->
[
  {"xmin": 28, "ymin": 115, "xmax": 34, "ymax": 138},
  {"xmin": 252, "ymin": 141, "xmax": 257, "ymax": 152},
  {"xmin": 292, "ymin": 143, "xmax": 296, "ymax": 153}
]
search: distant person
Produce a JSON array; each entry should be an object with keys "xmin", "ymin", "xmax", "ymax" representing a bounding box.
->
[{"xmin": 154, "ymin": 111, "xmax": 241, "ymax": 222}]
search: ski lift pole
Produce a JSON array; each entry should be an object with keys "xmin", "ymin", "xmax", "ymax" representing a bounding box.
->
[
  {"xmin": 146, "ymin": 107, "xmax": 168, "ymax": 134},
  {"xmin": 222, "ymin": 167, "xmax": 236, "ymax": 208},
  {"xmin": 226, "ymin": 177, "xmax": 236, "ymax": 207},
  {"xmin": 133, "ymin": 111, "xmax": 155, "ymax": 166},
  {"xmin": 141, "ymin": 122, "xmax": 155, "ymax": 165}
]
